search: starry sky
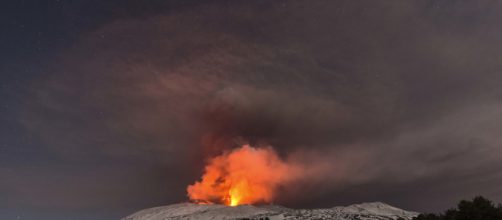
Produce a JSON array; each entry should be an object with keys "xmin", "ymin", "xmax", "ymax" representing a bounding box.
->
[{"xmin": 2, "ymin": 1, "xmax": 502, "ymax": 220}]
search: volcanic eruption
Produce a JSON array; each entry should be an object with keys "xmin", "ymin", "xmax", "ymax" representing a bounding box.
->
[{"xmin": 187, "ymin": 145, "xmax": 301, "ymax": 206}]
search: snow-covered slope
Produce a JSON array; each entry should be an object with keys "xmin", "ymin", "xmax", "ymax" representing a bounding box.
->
[
  {"xmin": 333, "ymin": 202, "xmax": 418, "ymax": 218},
  {"xmin": 123, "ymin": 202, "xmax": 419, "ymax": 220}
]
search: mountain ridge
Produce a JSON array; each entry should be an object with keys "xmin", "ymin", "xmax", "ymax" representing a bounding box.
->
[{"xmin": 123, "ymin": 202, "xmax": 419, "ymax": 220}]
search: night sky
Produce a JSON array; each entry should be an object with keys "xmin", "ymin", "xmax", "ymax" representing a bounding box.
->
[{"xmin": 2, "ymin": 1, "xmax": 502, "ymax": 220}]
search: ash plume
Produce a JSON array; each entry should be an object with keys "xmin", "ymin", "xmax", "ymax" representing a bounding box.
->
[{"xmin": 18, "ymin": 0, "xmax": 502, "ymax": 212}]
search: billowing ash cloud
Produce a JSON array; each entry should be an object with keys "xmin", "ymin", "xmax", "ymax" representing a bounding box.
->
[{"xmin": 19, "ymin": 0, "xmax": 502, "ymax": 212}]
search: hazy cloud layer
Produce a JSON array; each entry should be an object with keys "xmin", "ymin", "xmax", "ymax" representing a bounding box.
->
[{"xmin": 14, "ymin": 0, "xmax": 502, "ymax": 214}]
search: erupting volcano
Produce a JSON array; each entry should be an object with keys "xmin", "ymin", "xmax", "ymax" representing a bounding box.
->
[{"xmin": 187, "ymin": 145, "xmax": 301, "ymax": 206}]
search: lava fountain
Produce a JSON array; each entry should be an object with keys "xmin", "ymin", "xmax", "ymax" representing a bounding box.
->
[{"xmin": 187, "ymin": 145, "xmax": 300, "ymax": 206}]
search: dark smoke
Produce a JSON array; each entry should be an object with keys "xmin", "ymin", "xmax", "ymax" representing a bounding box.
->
[{"xmin": 19, "ymin": 0, "xmax": 502, "ymax": 213}]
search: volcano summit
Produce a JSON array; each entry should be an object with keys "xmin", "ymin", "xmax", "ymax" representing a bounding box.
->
[{"xmin": 122, "ymin": 202, "xmax": 418, "ymax": 220}]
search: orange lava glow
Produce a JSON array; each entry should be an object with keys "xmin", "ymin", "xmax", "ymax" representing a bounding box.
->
[{"xmin": 187, "ymin": 145, "xmax": 299, "ymax": 206}]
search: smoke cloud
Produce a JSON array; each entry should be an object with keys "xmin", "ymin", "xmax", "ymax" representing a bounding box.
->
[
  {"xmin": 18, "ymin": 0, "xmax": 502, "ymax": 213},
  {"xmin": 187, "ymin": 145, "xmax": 303, "ymax": 206}
]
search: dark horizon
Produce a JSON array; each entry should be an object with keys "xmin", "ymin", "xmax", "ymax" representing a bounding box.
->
[{"xmin": 2, "ymin": 1, "xmax": 502, "ymax": 219}]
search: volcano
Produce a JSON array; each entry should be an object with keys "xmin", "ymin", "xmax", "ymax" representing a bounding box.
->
[{"xmin": 122, "ymin": 202, "xmax": 418, "ymax": 220}]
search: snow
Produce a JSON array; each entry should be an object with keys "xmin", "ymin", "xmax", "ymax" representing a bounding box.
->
[
  {"xmin": 123, "ymin": 202, "xmax": 419, "ymax": 220},
  {"xmin": 123, "ymin": 203, "xmax": 279, "ymax": 220},
  {"xmin": 334, "ymin": 202, "xmax": 418, "ymax": 218}
]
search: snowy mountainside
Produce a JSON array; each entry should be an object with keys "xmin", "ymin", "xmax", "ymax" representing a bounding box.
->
[{"xmin": 123, "ymin": 202, "xmax": 419, "ymax": 220}]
